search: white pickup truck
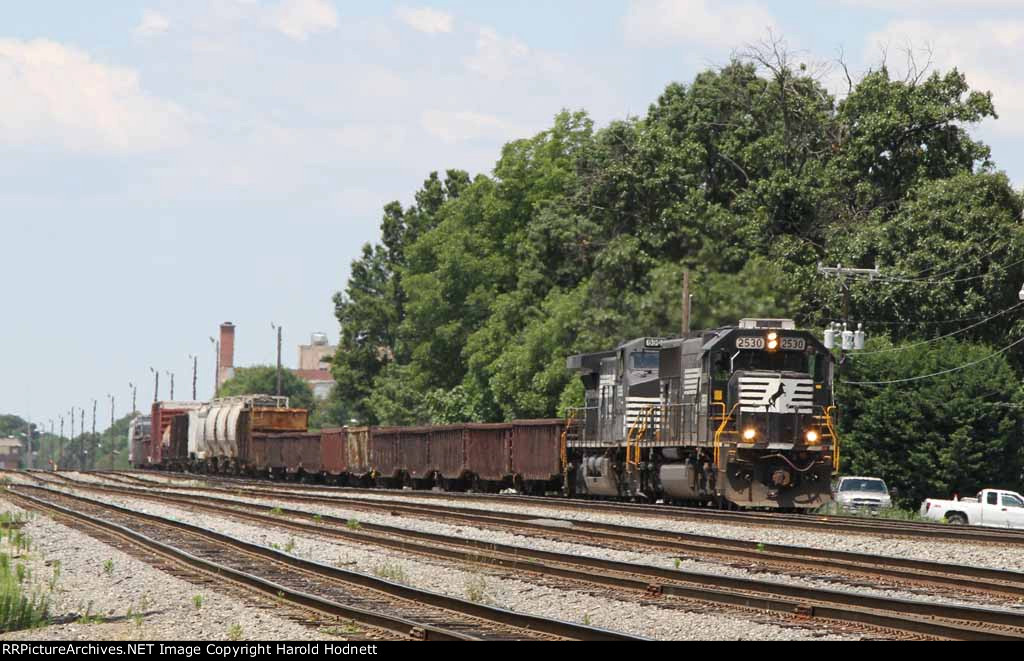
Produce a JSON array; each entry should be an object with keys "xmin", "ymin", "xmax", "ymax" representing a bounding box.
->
[{"xmin": 920, "ymin": 489, "xmax": 1024, "ymax": 528}]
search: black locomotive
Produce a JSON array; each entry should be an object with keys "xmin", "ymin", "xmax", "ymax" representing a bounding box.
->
[{"xmin": 566, "ymin": 319, "xmax": 837, "ymax": 509}]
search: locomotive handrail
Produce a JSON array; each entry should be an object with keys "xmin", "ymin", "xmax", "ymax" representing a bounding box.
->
[
  {"xmin": 559, "ymin": 413, "xmax": 576, "ymax": 474},
  {"xmin": 712, "ymin": 403, "xmax": 740, "ymax": 465},
  {"xmin": 824, "ymin": 406, "xmax": 840, "ymax": 472},
  {"xmin": 625, "ymin": 406, "xmax": 656, "ymax": 471}
]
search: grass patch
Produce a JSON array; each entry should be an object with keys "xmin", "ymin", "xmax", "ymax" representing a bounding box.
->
[
  {"xmin": 346, "ymin": 519, "xmax": 361, "ymax": 531},
  {"xmin": 464, "ymin": 574, "xmax": 491, "ymax": 604},
  {"xmin": 0, "ymin": 553, "xmax": 48, "ymax": 632},
  {"xmin": 228, "ymin": 623, "xmax": 243, "ymax": 641},
  {"xmin": 192, "ymin": 594, "xmax": 203, "ymax": 610},
  {"xmin": 372, "ymin": 562, "xmax": 408, "ymax": 584},
  {"xmin": 323, "ymin": 621, "xmax": 362, "ymax": 637}
]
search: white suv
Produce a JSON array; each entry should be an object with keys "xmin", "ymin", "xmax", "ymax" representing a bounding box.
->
[{"xmin": 833, "ymin": 476, "xmax": 893, "ymax": 511}]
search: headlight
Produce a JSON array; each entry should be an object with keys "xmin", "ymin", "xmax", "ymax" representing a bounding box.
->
[
  {"xmin": 805, "ymin": 430, "xmax": 819, "ymax": 443},
  {"xmin": 743, "ymin": 428, "xmax": 757, "ymax": 441},
  {"xmin": 766, "ymin": 332, "xmax": 779, "ymax": 351}
]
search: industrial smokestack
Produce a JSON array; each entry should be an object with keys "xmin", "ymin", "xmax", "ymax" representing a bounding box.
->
[{"xmin": 219, "ymin": 322, "xmax": 236, "ymax": 385}]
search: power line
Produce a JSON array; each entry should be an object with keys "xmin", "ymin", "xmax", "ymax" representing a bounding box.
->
[
  {"xmin": 843, "ymin": 334, "xmax": 1024, "ymax": 386},
  {"xmin": 845, "ymin": 253, "xmax": 1024, "ymax": 286},
  {"xmin": 848, "ymin": 301, "xmax": 1024, "ymax": 357}
]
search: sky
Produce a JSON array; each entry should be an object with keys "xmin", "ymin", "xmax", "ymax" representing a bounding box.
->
[{"xmin": 3, "ymin": 0, "xmax": 1024, "ymax": 432}]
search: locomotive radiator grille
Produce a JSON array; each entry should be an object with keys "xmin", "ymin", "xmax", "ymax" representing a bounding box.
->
[
  {"xmin": 625, "ymin": 397, "xmax": 661, "ymax": 427},
  {"xmin": 738, "ymin": 376, "xmax": 814, "ymax": 414},
  {"xmin": 682, "ymin": 368, "xmax": 701, "ymax": 396}
]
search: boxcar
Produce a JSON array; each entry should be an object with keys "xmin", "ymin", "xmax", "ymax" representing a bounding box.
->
[{"xmin": 150, "ymin": 401, "xmax": 202, "ymax": 467}]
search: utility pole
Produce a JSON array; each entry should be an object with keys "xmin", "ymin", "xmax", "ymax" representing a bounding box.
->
[
  {"xmin": 58, "ymin": 416, "xmax": 64, "ymax": 471},
  {"xmin": 681, "ymin": 270, "xmax": 692, "ymax": 337},
  {"xmin": 166, "ymin": 371, "xmax": 175, "ymax": 400},
  {"xmin": 108, "ymin": 395, "xmax": 115, "ymax": 470},
  {"xmin": 129, "ymin": 382, "xmax": 137, "ymax": 415},
  {"xmin": 150, "ymin": 367, "xmax": 159, "ymax": 403},
  {"xmin": 818, "ymin": 263, "xmax": 877, "ymax": 384},
  {"xmin": 272, "ymin": 323, "xmax": 283, "ymax": 397},
  {"xmin": 190, "ymin": 354, "xmax": 198, "ymax": 400},
  {"xmin": 24, "ymin": 418, "xmax": 32, "ymax": 471},
  {"xmin": 817, "ymin": 263, "xmax": 880, "ymax": 328}
]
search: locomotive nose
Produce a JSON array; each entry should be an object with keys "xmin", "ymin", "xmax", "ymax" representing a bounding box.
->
[{"xmin": 771, "ymin": 468, "xmax": 793, "ymax": 487}]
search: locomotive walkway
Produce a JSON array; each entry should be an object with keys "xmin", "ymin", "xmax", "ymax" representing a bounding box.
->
[{"xmin": 16, "ymin": 472, "xmax": 1024, "ymax": 641}]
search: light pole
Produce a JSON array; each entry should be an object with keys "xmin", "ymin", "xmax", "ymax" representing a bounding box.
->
[
  {"xmin": 166, "ymin": 371, "xmax": 175, "ymax": 400},
  {"xmin": 129, "ymin": 382, "xmax": 137, "ymax": 414},
  {"xmin": 68, "ymin": 408, "xmax": 74, "ymax": 471},
  {"xmin": 91, "ymin": 399, "xmax": 97, "ymax": 470},
  {"xmin": 108, "ymin": 394, "xmax": 115, "ymax": 470},
  {"xmin": 58, "ymin": 416, "xmax": 64, "ymax": 471},
  {"xmin": 150, "ymin": 367, "xmax": 159, "ymax": 403},
  {"xmin": 271, "ymin": 323, "xmax": 283, "ymax": 397},
  {"xmin": 79, "ymin": 408, "xmax": 85, "ymax": 470},
  {"xmin": 189, "ymin": 354, "xmax": 198, "ymax": 400},
  {"xmin": 209, "ymin": 337, "xmax": 220, "ymax": 399}
]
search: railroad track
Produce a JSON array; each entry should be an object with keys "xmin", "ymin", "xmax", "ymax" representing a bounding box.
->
[
  {"xmin": 101, "ymin": 469, "xmax": 1024, "ymax": 547},
  {"xmin": 4, "ymin": 483, "xmax": 641, "ymax": 642},
  {"xmin": 19, "ymin": 474, "xmax": 1024, "ymax": 641}
]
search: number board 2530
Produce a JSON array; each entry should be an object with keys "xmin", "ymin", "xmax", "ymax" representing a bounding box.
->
[
  {"xmin": 780, "ymin": 337, "xmax": 806, "ymax": 351},
  {"xmin": 736, "ymin": 337, "xmax": 765, "ymax": 350}
]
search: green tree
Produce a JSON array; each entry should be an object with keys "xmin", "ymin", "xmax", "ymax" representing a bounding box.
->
[
  {"xmin": 218, "ymin": 366, "xmax": 314, "ymax": 411},
  {"xmin": 839, "ymin": 337, "xmax": 1024, "ymax": 507}
]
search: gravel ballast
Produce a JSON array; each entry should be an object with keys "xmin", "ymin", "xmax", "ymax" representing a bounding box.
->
[
  {"xmin": 31, "ymin": 484, "xmax": 862, "ymax": 641},
  {"xmin": 122, "ymin": 474, "xmax": 1024, "ymax": 575},
  {"xmin": 0, "ymin": 496, "xmax": 350, "ymax": 641}
]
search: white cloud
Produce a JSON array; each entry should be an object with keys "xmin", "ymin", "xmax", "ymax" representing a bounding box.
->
[
  {"xmin": 465, "ymin": 27, "xmax": 566, "ymax": 81},
  {"xmin": 0, "ymin": 39, "xmax": 189, "ymax": 153},
  {"xmin": 395, "ymin": 6, "xmax": 453, "ymax": 34},
  {"xmin": 623, "ymin": 0, "xmax": 776, "ymax": 48},
  {"xmin": 267, "ymin": 0, "xmax": 338, "ymax": 41},
  {"xmin": 135, "ymin": 10, "xmax": 170, "ymax": 38},
  {"xmin": 421, "ymin": 110, "xmax": 529, "ymax": 144},
  {"xmin": 842, "ymin": 0, "xmax": 1020, "ymax": 8},
  {"xmin": 867, "ymin": 19, "xmax": 1024, "ymax": 134}
]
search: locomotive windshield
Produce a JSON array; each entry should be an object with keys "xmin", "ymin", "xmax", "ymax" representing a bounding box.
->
[
  {"xmin": 631, "ymin": 351, "xmax": 660, "ymax": 370},
  {"xmin": 715, "ymin": 348, "xmax": 826, "ymax": 380}
]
